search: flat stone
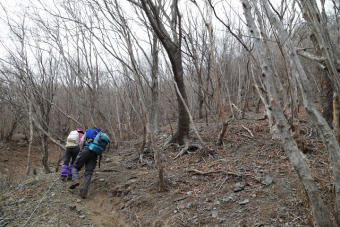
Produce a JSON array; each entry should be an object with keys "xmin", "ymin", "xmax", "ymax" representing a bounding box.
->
[
  {"xmin": 186, "ymin": 202, "xmax": 193, "ymax": 209},
  {"xmin": 16, "ymin": 184, "xmax": 24, "ymax": 190},
  {"xmin": 99, "ymin": 178, "xmax": 105, "ymax": 182},
  {"xmin": 239, "ymin": 199, "xmax": 249, "ymax": 205},
  {"xmin": 262, "ymin": 176, "xmax": 273, "ymax": 185},
  {"xmin": 212, "ymin": 211, "xmax": 218, "ymax": 218},
  {"xmin": 233, "ymin": 182, "xmax": 245, "ymax": 192},
  {"xmin": 79, "ymin": 215, "xmax": 85, "ymax": 219},
  {"xmin": 218, "ymin": 218, "xmax": 226, "ymax": 223},
  {"xmin": 222, "ymin": 197, "xmax": 230, "ymax": 203}
]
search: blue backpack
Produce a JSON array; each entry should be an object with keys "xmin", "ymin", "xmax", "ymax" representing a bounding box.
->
[
  {"xmin": 88, "ymin": 132, "xmax": 110, "ymax": 155},
  {"xmin": 85, "ymin": 128, "xmax": 101, "ymax": 139}
]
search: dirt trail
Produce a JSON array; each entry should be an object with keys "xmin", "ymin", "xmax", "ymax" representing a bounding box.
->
[
  {"xmin": 86, "ymin": 193, "xmax": 127, "ymax": 227},
  {"xmin": 0, "ymin": 112, "xmax": 331, "ymax": 226}
]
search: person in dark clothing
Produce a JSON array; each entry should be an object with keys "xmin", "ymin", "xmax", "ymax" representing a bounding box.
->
[
  {"xmin": 70, "ymin": 146, "xmax": 98, "ymax": 198},
  {"xmin": 70, "ymin": 128, "xmax": 109, "ymax": 199},
  {"xmin": 61, "ymin": 128, "xmax": 84, "ymax": 181}
]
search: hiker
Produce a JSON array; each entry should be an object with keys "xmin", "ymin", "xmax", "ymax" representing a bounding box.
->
[
  {"xmin": 70, "ymin": 128, "xmax": 110, "ymax": 198},
  {"xmin": 61, "ymin": 128, "xmax": 84, "ymax": 181}
]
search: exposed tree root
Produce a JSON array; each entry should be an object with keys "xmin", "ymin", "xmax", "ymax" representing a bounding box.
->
[
  {"xmin": 187, "ymin": 169, "xmax": 252, "ymax": 179},
  {"xmin": 174, "ymin": 142, "xmax": 202, "ymax": 160},
  {"xmin": 187, "ymin": 169, "xmax": 223, "ymax": 175}
]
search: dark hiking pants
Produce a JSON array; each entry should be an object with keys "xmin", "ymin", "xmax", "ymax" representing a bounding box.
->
[
  {"xmin": 72, "ymin": 147, "xmax": 97, "ymax": 193},
  {"xmin": 63, "ymin": 146, "xmax": 80, "ymax": 166}
]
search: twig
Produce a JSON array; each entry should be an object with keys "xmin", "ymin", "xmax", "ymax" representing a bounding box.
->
[
  {"xmin": 96, "ymin": 168, "xmax": 120, "ymax": 173},
  {"xmin": 23, "ymin": 177, "xmax": 59, "ymax": 226},
  {"xmin": 231, "ymin": 103, "xmax": 243, "ymax": 117},
  {"xmin": 241, "ymin": 125, "xmax": 254, "ymax": 137},
  {"xmin": 173, "ymin": 196, "xmax": 188, "ymax": 202},
  {"xmin": 217, "ymin": 176, "xmax": 229, "ymax": 191},
  {"xmin": 187, "ymin": 169, "xmax": 253, "ymax": 180},
  {"xmin": 187, "ymin": 169, "xmax": 224, "ymax": 175}
]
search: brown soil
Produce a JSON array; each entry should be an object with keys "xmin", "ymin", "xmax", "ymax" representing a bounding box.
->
[
  {"xmin": 0, "ymin": 111, "xmax": 333, "ymax": 226},
  {"xmin": 0, "ymin": 143, "xmax": 61, "ymax": 183}
]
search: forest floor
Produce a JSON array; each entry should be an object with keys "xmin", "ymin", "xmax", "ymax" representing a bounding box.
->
[{"xmin": 0, "ymin": 110, "xmax": 334, "ymax": 226}]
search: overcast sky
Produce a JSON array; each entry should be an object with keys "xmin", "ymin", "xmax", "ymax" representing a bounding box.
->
[{"xmin": 0, "ymin": 0, "xmax": 336, "ymax": 60}]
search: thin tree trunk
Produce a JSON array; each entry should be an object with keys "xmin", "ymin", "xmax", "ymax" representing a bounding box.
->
[
  {"xmin": 5, "ymin": 119, "xmax": 18, "ymax": 142},
  {"xmin": 310, "ymin": 33, "xmax": 333, "ymax": 127},
  {"xmin": 115, "ymin": 94, "xmax": 122, "ymax": 142},
  {"xmin": 334, "ymin": 93, "xmax": 340, "ymax": 140},
  {"xmin": 242, "ymin": 1, "xmax": 334, "ymax": 226},
  {"xmin": 261, "ymin": 1, "xmax": 340, "ymax": 225},
  {"xmin": 150, "ymin": 34, "xmax": 160, "ymax": 134},
  {"xmin": 140, "ymin": 0, "xmax": 190, "ymax": 145},
  {"xmin": 196, "ymin": 3, "xmax": 230, "ymax": 145},
  {"xmin": 26, "ymin": 100, "xmax": 33, "ymax": 175},
  {"xmin": 299, "ymin": 0, "xmax": 340, "ymax": 94},
  {"xmin": 41, "ymin": 134, "xmax": 51, "ymax": 173},
  {"xmin": 197, "ymin": 73, "xmax": 204, "ymax": 119}
]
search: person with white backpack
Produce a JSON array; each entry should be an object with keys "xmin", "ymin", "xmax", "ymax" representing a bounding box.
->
[
  {"xmin": 60, "ymin": 128, "xmax": 84, "ymax": 181},
  {"xmin": 69, "ymin": 128, "xmax": 110, "ymax": 198}
]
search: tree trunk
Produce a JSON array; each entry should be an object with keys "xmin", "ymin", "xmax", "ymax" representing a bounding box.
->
[
  {"xmin": 150, "ymin": 34, "xmax": 160, "ymax": 134},
  {"xmin": 334, "ymin": 93, "xmax": 340, "ymax": 140},
  {"xmin": 197, "ymin": 72, "xmax": 204, "ymax": 119},
  {"xmin": 140, "ymin": 0, "xmax": 190, "ymax": 145},
  {"xmin": 168, "ymin": 51, "xmax": 190, "ymax": 145},
  {"xmin": 242, "ymin": 1, "xmax": 335, "ymax": 225},
  {"xmin": 26, "ymin": 100, "xmax": 33, "ymax": 175},
  {"xmin": 310, "ymin": 33, "xmax": 333, "ymax": 127},
  {"xmin": 321, "ymin": 76, "xmax": 334, "ymax": 127},
  {"xmin": 299, "ymin": 0, "xmax": 340, "ymax": 94},
  {"xmin": 41, "ymin": 134, "xmax": 51, "ymax": 173},
  {"xmin": 199, "ymin": 3, "xmax": 229, "ymax": 145},
  {"xmin": 261, "ymin": 1, "xmax": 340, "ymax": 225},
  {"xmin": 5, "ymin": 119, "xmax": 18, "ymax": 142}
]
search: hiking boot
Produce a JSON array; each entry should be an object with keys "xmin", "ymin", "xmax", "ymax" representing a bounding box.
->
[
  {"xmin": 60, "ymin": 175, "xmax": 67, "ymax": 181},
  {"xmin": 67, "ymin": 164, "xmax": 73, "ymax": 180},
  {"xmin": 80, "ymin": 189, "xmax": 87, "ymax": 199},
  {"xmin": 69, "ymin": 179, "xmax": 80, "ymax": 189}
]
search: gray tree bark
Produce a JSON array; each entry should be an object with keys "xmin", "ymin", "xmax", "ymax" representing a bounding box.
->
[
  {"xmin": 310, "ymin": 33, "xmax": 333, "ymax": 127},
  {"xmin": 139, "ymin": 0, "xmax": 190, "ymax": 145},
  {"xmin": 262, "ymin": 0, "xmax": 340, "ymax": 225},
  {"xmin": 242, "ymin": 1, "xmax": 335, "ymax": 225}
]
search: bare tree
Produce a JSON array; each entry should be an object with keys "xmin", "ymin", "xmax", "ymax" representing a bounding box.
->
[
  {"xmin": 137, "ymin": 0, "xmax": 190, "ymax": 145},
  {"xmin": 241, "ymin": 1, "xmax": 335, "ymax": 225}
]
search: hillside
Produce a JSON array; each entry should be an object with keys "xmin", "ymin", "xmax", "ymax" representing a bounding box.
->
[{"xmin": 0, "ymin": 112, "xmax": 331, "ymax": 226}]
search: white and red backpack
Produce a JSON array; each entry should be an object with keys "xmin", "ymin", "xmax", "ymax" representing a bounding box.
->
[{"xmin": 66, "ymin": 130, "xmax": 80, "ymax": 148}]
